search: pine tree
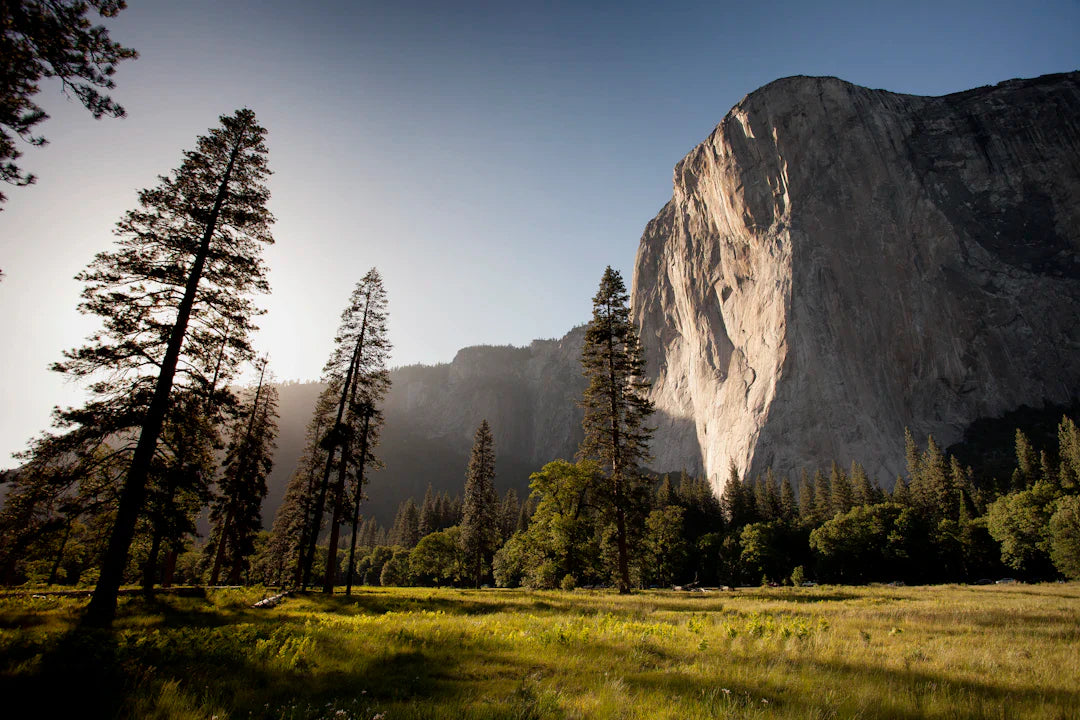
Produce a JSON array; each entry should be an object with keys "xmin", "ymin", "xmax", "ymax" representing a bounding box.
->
[
  {"xmin": 797, "ymin": 469, "xmax": 815, "ymax": 525},
  {"xmin": 64, "ymin": 109, "xmax": 273, "ymax": 626},
  {"xmin": 1, "ymin": 0, "xmax": 137, "ymax": 205},
  {"xmin": 1059, "ymin": 416, "xmax": 1080, "ymax": 493},
  {"xmin": 498, "ymin": 488, "xmax": 520, "ymax": 544},
  {"xmin": 721, "ymin": 462, "xmax": 751, "ymax": 528},
  {"xmin": 1013, "ymin": 429, "xmax": 1039, "ymax": 490},
  {"xmin": 298, "ymin": 269, "xmax": 391, "ymax": 592},
  {"xmin": 917, "ymin": 436, "xmax": 951, "ymax": 519},
  {"xmin": 830, "ymin": 462, "xmax": 854, "ymax": 515},
  {"xmin": 779, "ymin": 475, "xmax": 797, "ymax": 523},
  {"xmin": 390, "ymin": 499, "xmax": 420, "ymax": 548},
  {"xmin": 208, "ymin": 358, "xmax": 279, "ymax": 585},
  {"xmin": 418, "ymin": 484, "xmax": 438, "ymax": 537},
  {"xmin": 461, "ymin": 419, "xmax": 498, "ymax": 587},
  {"xmin": 892, "ymin": 475, "xmax": 912, "ymax": 506},
  {"xmin": 812, "ymin": 470, "xmax": 832, "ymax": 523},
  {"xmin": 851, "ymin": 461, "xmax": 876, "ymax": 507},
  {"xmin": 578, "ymin": 267, "xmax": 654, "ymax": 593}
]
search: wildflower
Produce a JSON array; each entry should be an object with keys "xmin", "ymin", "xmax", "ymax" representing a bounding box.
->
[
  {"xmin": 762, "ymin": 698, "xmax": 769, "ymax": 704},
  {"xmin": 721, "ymin": 688, "xmax": 731, "ymax": 695}
]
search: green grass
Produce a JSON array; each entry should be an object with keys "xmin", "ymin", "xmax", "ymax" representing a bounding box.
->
[{"xmin": 1, "ymin": 583, "xmax": 1079, "ymax": 719}]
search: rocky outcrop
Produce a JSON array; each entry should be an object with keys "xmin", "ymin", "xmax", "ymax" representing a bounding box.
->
[{"xmin": 632, "ymin": 72, "xmax": 1080, "ymax": 491}]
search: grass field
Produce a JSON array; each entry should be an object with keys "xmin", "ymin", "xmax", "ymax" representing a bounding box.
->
[{"xmin": 1, "ymin": 583, "xmax": 1078, "ymax": 719}]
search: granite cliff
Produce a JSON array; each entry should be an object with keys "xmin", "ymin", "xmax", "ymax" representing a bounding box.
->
[{"xmin": 632, "ymin": 72, "xmax": 1080, "ymax": 491}]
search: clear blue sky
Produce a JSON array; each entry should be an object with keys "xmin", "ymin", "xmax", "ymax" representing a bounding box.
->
[{"xmin": 1, "ymin": 0, "xmax": 1078, "ymax": 465}]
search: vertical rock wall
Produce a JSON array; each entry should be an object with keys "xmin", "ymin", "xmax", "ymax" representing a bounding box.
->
[{"xmin": 632, "ymin": 73, "xmax": 1080, "ymax": 491}]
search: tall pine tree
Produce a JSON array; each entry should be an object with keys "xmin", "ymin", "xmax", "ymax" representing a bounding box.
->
[
  {"xmin": 299, "ymin": 269, "xmax": 390, "ymax": 592},
  {"xmin": 57, "ymin": 109, "xmax": 274, "ymax": 626},
  {"xmin": 461, "ymin": 419, "xmax": 498, "ymax": 587},
  {"xmin": 579, "ymin": 267, "xmax": 654, "ymax": 593}
]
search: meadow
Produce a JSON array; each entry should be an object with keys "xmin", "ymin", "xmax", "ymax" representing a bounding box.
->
[{"xmin": 1, "ymin": 583, "xmax": 1078, "ymax": 719}]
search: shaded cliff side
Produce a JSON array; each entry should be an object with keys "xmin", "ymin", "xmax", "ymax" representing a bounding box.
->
[
  {"xmin": 632, "ymin": 72, "xmax": 1080, "ymax": 490},
  {"xmin": 265, "ymin": 327, "xmax": 588, "ymax": 525}
]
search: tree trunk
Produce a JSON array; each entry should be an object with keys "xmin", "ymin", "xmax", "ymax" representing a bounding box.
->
[
  {"xmin": 47, "ymin": 519, "xmax": 73, "ymax": 587},
  {"xmin": 322, "ymin": 472, "xmax": 346, "ymax": 594},
  {"xmin": 606, "ymin": 309, "xmax": 631, "ymax": 593},
  {"xmin": 82, "ymin": 118, "xmax": 249, "ymax": 628},
  {"xmin": 345, "ymin": 410, "xmax": 372, "ymax": 596},
  {"xmin": 142, "ymin": 525, "xmax": 163, "ymax": 595},
  {"xmin": 300, "ymin": 339, "xmax": 362, "ymax": 589},
  {"xmin": 161, "ymin": 547, "xmax": 178, "ymax": 588},
  {"xmin": 209, "ymin": 513, "xmax": 232, "ymax": 585},
  {"xmin": 305, "ymin": 293, "xmax": 370, "ymax": 591}
]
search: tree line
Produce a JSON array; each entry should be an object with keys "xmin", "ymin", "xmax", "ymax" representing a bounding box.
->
[{"xmin": 2, "ymin": 7, "xmax": 1078, "ymax": 619}]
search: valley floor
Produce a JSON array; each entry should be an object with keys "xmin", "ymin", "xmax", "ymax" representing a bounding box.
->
[{"xmin": 1, "ymin": 583, "xmax": 1078, "ymax": 719}]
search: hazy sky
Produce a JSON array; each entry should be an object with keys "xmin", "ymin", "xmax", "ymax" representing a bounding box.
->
[{"xmin": 1, "ymin": 0, "xmax": 1078, "ymax": 465}]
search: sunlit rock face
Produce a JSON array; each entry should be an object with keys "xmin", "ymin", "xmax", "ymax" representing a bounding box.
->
[{"xmin": 631, "ymin": 72, "xmax": 1080, "ymax": 492}]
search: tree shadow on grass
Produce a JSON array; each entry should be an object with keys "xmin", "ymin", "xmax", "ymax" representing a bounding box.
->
[
  {"xmin": 625, "ymin": 649, "xmax": 1080, "ymax": 719},
  {"xmin": 0, "ymin": 629, "xmax": 128, "ymax": 719},
  {"xmin": 0, "ymin": 615, "xmax": 474, "ymax": 719}
]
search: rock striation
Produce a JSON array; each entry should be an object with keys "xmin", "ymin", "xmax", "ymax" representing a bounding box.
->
[{"xmin": 631, "ymin": 72, "xmax": 1080, "ymax": 491}]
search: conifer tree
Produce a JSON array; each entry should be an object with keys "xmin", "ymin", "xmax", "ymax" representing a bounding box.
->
[
  {"xmin": 779, "ymin": 475, "xmax": 797, "ymax": 523},
  {"xmin": 58, "ymin": 108, "xmax": 274, "ymax": 626},
  {"xmin": 1013, "ymin": 429, "xmax": 1039, "ymax": 490},
  {"xmin": 578, "ymin": 267, "xmax": 654, "ymax": 593},
  {"xmin": 916, "ymin": 436, "xmax": 951, "ymax": 520},
  {"xmin": 655, "ymin": 476, "xmax": 678, "ymax": 508},
  {"xmin": 498, "ymin": 488, "xmax": 520, "ymax": 544},
  {"xmin": 851, "ymin": 462, "xmax": 876, "ymax": 507},
  {"xmin": 892, "ymin": 475, "xmax": 912, "ymax": 506},
  {"xmin": 764, "ymin": 469, "xmax": 782, "ymax": 520},
  {"xmin": 721, "ymin": 463, "xmax": 751, "ymax": 528},
  {"xmin": 797, "ymin": 470, "xmax": 815, "ymax": 525},
  {"xmin": 461, "ymin": 419, "xmax": 498, "ymax": 587},
  {"xmin": 390, "ymin": 499, "xmax": 420, "ymax": 548},
  {"xmin": 418, "ymin": 484, "xmax": 438, "ymax": 537},
  {"xmin": 1059, "ymin": 417, "xmax": 1080, "ymax": 493},
  {"xmin": 1, "ymin": 0, "xmax": 137, "ymax": 206},
  {"xmin": 812, "ymin": 470, "xmax": 832, "ymax": 523},
  {"xmin": 298, "ymin": 269, "xmax": 391, "ymax": 591},
  {"xmin": 208, "ymin": 358, "xmax": 279, "ymax": 585},
  {"xmin": 830, "ymin": 462, "xmax": 854, "ymax": 516}
]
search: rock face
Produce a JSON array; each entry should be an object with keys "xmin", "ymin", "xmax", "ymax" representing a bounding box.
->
[
  {"xmin": 384, "ymin": 326, "xmax": 587, "ymax": 470},
  {"xmin": 632, "ymin": 72, "xmax": 1080, "ymax": 491},
  {"xmin": 265, "ymin": 328, "xmax": 587, "ymax": 525}
]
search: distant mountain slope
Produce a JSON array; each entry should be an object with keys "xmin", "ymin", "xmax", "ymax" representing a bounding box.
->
[{"xmin": 265, "ymin": 327, "xmax": 588, "ymax": 526}]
